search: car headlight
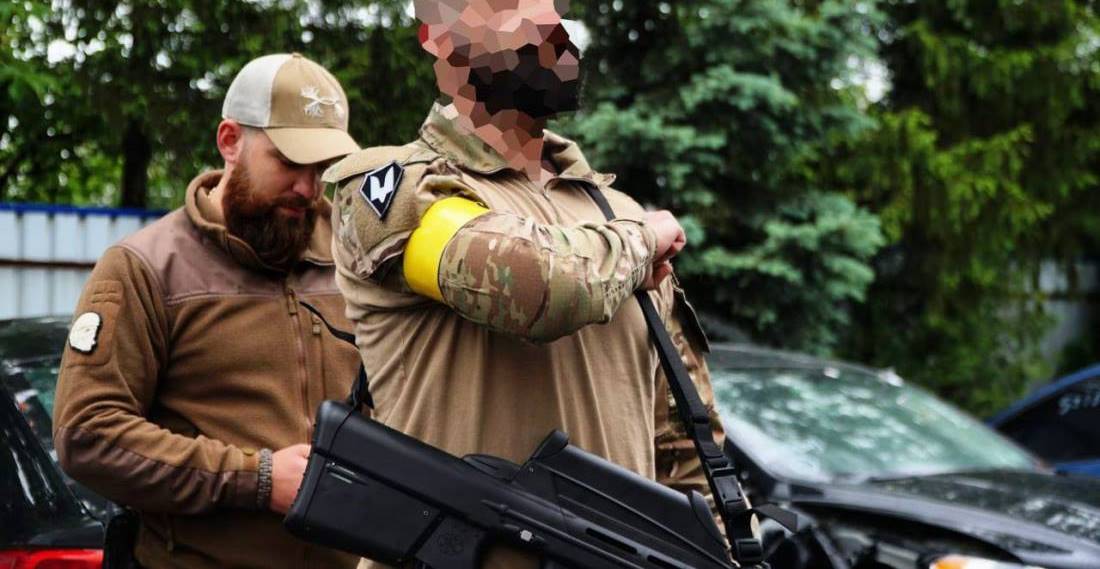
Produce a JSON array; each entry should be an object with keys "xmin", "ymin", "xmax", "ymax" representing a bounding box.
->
[{"xmin": 929, "ymin": 555, "xmax": 1044, "ymax": 569}]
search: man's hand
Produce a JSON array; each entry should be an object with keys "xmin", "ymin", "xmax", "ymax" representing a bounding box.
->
[
  {"xmin": 642, "ymin": 210, "xmax": 686, "ymax": 290},
  {"xmin": 269, "ymin": 443, "xmax": 311, "ymax": 514}
]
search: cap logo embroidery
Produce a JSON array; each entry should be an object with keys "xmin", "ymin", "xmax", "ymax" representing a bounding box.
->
[{"xmin": 300, "ymin": 85, "xmax": 345, "ymax": 120}]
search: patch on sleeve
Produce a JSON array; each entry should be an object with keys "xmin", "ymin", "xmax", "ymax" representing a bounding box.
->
[
  {"xmin": 68, "ymin": 312, "xmax": 103, "ymax": 353},
  {"xmin": 357, "ymin": 161, "xmax": 404, "ymax": 219},
  {"xmin": 66, "ymin": 280, "xmax": 123, "ymax": 367}
]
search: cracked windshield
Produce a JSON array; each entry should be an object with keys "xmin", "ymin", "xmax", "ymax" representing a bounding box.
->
[{"xmin": 713, "ymin": 365, "xmax": 1037, "ymax": 483}]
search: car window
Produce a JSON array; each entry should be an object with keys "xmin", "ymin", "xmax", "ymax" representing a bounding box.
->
[
  {"xmin": 0, "ymin": 384, "xmax": 90, "ymax": 545},
  {"xmin": 996, "ymin": 376, "xmax": 1100, "ymax": 463},
  {"xmin": 0, "ymin": 318, "xmax": 70, "ymax": 362},
  {"xmin": 711, "ymin": 365, "xmax": 1037, "ymax": 482},
  {"xmin": 0, "ymin": 320, "xmax": 119, "ymax": 521},
  {"xmin": 3, "ymin": 357, "xmax": 62, "ymax": 453}
]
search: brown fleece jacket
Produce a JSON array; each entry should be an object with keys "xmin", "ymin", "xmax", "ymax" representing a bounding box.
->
[{"xmin": 53, "ymin": 171, "xmax": 360, "ymax": 569}]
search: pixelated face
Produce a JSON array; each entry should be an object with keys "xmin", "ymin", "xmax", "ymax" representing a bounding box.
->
[{"xmin": 418, "ymin": 0, "xmax": 582, "ymax": 119}]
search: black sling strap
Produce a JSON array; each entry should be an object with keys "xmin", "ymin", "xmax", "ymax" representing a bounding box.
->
[
  {"xmin": 298, "ymin": 301, "xmax": 373, "ymax": 410},
  {"xmin": 580, "ymin": 185, "xmax": 770, "ymax": 566}
]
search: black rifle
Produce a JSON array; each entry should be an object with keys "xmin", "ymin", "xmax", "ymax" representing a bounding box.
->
[
  {"xmin": 286, "ymin": 186, "xmax": 795, "ymax": 567},
  {"xmin": 285, "ymin": 398, "xmax": 736, "ymax": 569}
]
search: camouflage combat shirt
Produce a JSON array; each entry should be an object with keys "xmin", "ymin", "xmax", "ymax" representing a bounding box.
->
[{"xmin": 328, "ymin": 103, "xmax": 723, "ymax": 569}]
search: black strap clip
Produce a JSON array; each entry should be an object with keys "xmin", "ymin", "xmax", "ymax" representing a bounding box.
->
[
  {"xmin": 298, "ymin": 300, "xmax": 373, "ymax": 411},
  {"xmin": 580, "ymin": 184, "xmax": 798, "ymax": 567}
]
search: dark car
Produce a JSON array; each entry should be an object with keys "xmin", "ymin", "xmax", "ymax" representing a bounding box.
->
[
  {"xmin": 0, "ymin": 317, "xmax": 118, "ymax": 521},
  {"xmin": 710, "ymin": 344, "xmax": 1100, "ymax": 569},
  {"xmin": 1, "ymin": 377, "xmax": 103, "ymax": 567},
  {"xmin": 989, "ymin": 364, "xmax": 1100, "ymax": 478},
  {"xmin": 0, "ymin": 316, "xmax": 113, "ymax": 567}
]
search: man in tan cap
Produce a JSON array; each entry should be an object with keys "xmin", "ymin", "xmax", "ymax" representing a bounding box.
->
[{"xmin": 52, "ymin": 53, "xmax": 361, "ymax": 569}]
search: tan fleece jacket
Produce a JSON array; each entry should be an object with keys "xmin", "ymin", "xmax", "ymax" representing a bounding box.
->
[{"xmin": 53, "ymin": 171, "xmax": 360, "ymax": 569}]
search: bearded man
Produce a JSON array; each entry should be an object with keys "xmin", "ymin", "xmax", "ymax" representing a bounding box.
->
[
  {"xmin": 52, "ymin": 53, "xmax": 362, "ymax": 569},
  {"xmin": 324, "ymin": 2, "xmax": 732, "ymax": 568}
]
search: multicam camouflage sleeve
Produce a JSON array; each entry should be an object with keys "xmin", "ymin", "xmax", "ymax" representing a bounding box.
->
[
  {"xmin": 436, "ymin": 211, "xmax": 656, "ymax": 342},
  {"xmin": 327, "ymin": 146, "xmax": 659, "ymax": 343}
]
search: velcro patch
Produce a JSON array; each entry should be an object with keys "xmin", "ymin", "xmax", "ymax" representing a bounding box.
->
[
  {"xmin": 69, "ymin": 312, "xmax": 102, "ymax": 354},
  {"xmin": 357, "ymin": 161, "xmax": 404, "ymax": 220}
]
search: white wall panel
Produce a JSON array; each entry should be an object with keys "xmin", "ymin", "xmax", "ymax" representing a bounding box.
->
[
  {"xmin": 51, "ymin": 269, "xmax": 92, "ymax": 317},
  {"xmin": 84, "ymin": 216, "xmax": 115, "ymax": 261},
  {"xmin": 0, "ymin": 211, "xmax": 18, "ymax": 259},
  {"xmin": 111, "ymin": 217, "xmax": 144, "ymax": 245},
  {"xmin": 0, "ymin": 268, "xmax": 18, "ymax": 319},
  {"xmin": 53, "ymin": 215, "xmax": 84, "ymax": 262},
  {"xmin": 0, "ymin": 206, "xmax": 162, "ymax": 320},
  {"xmin": 19, "ymin": 268, "xmax": 51, "ymax": 317},
  {"xmin": 21, "ymin": 212, "xmax": 53, "ymax": 261}
]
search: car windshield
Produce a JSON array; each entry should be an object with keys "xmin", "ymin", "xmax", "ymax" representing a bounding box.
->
[{"xmin": 711, "ymin": 359, "xmax": 1038, "ymax": 483}]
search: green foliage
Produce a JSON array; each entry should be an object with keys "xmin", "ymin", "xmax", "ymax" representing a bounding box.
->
[
  {"xmin": 558, "ymin": 0, "xmax": 885, "ymax": 353},
  {"xmin": 833, "ymin": 0, "xmax": 1100, "ymax": 415},
  {"xmin": 1058, "ymin": 312, "xmax": 1100, "ymax": 376},
  {"xmin": 1, "ymin": 0, "xmax": 434, "ymax": 209},
  {"xmin": 5, "ymin": 0, "xmax": 1099, "ymax": 415}
]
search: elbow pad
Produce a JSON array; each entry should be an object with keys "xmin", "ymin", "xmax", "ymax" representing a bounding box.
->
[{"xmin": 404, "ymin": 197, "xmax": 490, "ymax": 301}]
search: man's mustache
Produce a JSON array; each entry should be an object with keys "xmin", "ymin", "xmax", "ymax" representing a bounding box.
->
[{"xmin": 271, "ymin": 193, "xmax": 314, "ymax": 211}]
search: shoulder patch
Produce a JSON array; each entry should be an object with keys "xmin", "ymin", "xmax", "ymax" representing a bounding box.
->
[
  {"xmin": 322, "ymin": 144, "xmax": 439, "ymax": 185},
  {"xmin": 357, "ymin": 161, "xmax": 404, "ymax": 219},
  {"xmin": 69, "ymin": 312, "xmax": 102, "ymax": 353}
]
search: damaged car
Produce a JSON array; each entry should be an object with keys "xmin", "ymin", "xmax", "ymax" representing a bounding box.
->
[{"xmin": 710, "ymin": 345, "xmax": 1100, "ymax": 569}]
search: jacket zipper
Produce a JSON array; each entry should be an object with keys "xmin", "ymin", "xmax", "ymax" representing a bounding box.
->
[
  {"xmin": 285, "ymin": 284, "xmax": 313, "ymax": 568},
  {"xmin": 285, "ymin": 285, "xmax": 311, "ymax": 440}
]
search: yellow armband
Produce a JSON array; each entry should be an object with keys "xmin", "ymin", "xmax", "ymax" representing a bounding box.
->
[{"xmin": 403, "ymin": 197, "xmax": 489, "ymax": 301}]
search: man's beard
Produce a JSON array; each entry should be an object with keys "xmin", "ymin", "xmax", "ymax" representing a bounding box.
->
[
  {"xmin": 222, "ymin": 161, "xmax": 318, "ymax": 271},
  {"xmin": 468, "ymin": 43, "xmax": 582, "ymax": 119}
]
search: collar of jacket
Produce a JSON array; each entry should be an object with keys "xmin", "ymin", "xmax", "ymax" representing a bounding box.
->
[
  {"xmin": 417, "ymin": 102, "xmax": 616, "ymax": 188},
  {"xmin": 184, "ymin": 169, "xmax": 336, "ymax": 273}
]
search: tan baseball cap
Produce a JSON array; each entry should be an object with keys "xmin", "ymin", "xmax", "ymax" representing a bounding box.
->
[{"xmin": 222, "ymin": 53, "xmax": 359, "ymax": 164}]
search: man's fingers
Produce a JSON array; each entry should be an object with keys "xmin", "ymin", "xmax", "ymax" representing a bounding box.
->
[
  {"xmin": 643, "ymin": 209, "xmax": 686, "ymax": 264},
  {"xmin": 639, "ymin": 210, "xmax": 683, "ymax": 291},
  {"xmin": 642, "ymin": 261, "xmax": 673, "ymax": 290},
  {"xmin": 653, "ymin": 261, "xmax": 673, "ymax": 284},
  {"xmin": 270, "ymin": 444, "xmax": 313, "ymax": 514},
  {"xmin": 656, "ymin": 233, "xmax": 686, "ymax": 263},
  {"xmin": 670, "ymin": 225, "xmax": 686, "ymax": 255}
]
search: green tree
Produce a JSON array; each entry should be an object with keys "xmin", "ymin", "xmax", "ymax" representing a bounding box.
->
[
  {"xmin": 1, "ymin": 0, "xmax": 435, "ymax": 210},
  {"xmin": 833, "ymin": 0, "xmax": 1100, "ymax": 414},
  {"xmin": 560, "ymin": 0, "xmax": 885, "ymax": 353},
  {"xmin": 1, "ymin": 2, "xmax": 80, "ymax": 203}
]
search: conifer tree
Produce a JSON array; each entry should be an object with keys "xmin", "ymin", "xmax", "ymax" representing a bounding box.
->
[
  {"xmin": 562, "ymin": 0, "xmax": 885, "ymax": 352},
  {"xmin": 833, "ymin": 0, "xmax": 1100, "ymax": 413}
]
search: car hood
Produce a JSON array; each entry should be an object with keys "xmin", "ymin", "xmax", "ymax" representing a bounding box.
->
[
  {"xmin": 869, "ymin": 470, "xmax": 1100, "ymax": 543},
  {"xmin": 783, "ymin": 469, "xmax": 1100, "ymax": 568}
]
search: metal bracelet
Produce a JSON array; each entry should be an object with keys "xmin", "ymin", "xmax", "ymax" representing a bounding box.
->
[{"xmin": 257, "ymin": 448, "xmax": 274, "ymax": 510}]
